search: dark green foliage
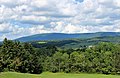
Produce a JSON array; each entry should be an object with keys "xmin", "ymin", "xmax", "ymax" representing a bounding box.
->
[
  {"xmin": 0, "ymin": 38, "xmax": 43, "ymax": 74},
  {"xmin": 30, "ymin": 36, "xmax": 120, "ymax": 49},
  {"xmin": 43, "ymin": 42, "xmax": 120, "ymax": 75},
  {"xmin": 0, "ymin": 38, "xmax": 120, "ymax": 75}
]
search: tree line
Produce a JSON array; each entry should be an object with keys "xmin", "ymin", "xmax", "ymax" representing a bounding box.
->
[
  {"xmin": 0, "ymin": 38, "xmax": 120, "ymax": 75},
  {"xmin": 0, "ymin": 38, "xmax": 43, "ymax": 74}
]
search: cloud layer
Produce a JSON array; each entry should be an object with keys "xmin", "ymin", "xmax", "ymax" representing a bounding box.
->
[{"xmin": 0, "ymin": 0, "xmax": 120, "ymax": 40}]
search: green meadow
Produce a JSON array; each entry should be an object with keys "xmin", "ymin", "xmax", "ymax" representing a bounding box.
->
[
  {"xmin": 0, "ymin": 72, "xmax": 120, "ymax": 78},
  {"xmin": 38, "ymin": 41, "xmax": 47, "ymax": 44}
]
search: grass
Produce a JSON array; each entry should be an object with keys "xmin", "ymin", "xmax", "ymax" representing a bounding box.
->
[
  {"xmin": 38, "ymin": 41, "xmax": 47, "ymax": 44},
  {"xmin": 0, "ymin": 72, "xmax": 39, "ymax": 78},
  {"xmin": 0, "ymin": 72, "xmax": 120, "ymax": 78}
]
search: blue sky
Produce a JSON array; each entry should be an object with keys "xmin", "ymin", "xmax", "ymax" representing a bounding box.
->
[{"xmin": 0, "ymin": 0, "xmax": 120, "ymax": 40}]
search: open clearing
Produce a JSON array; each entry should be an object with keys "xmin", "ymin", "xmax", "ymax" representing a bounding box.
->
[
  {"xmin": 0, "ymin": 72, "xmax": 120, "ymax": 78},
  {"xmin": 38, "ymin": 41, "xmax": 47, "ymax": 44}
]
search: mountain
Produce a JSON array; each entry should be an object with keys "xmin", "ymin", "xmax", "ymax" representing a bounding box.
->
[
  {"xmin": 31, "ymin": 36, "xmax": 120, "ymax": 49},
  {"xmin": 15, "ymin": 32, "xmax": 120, "ymax": 42}
]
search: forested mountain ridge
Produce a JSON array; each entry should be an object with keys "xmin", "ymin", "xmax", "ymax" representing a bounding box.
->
[
  {"xmin": 30, "ymin": 36, "xmax": 120, "ymax": 49},
  {"xmin": 15, "ymin": 32, "xmax": 120, "ymax": 42}
]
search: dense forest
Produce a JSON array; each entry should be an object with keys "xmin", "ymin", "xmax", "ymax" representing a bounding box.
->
[
  {"xmin": 0, "ymin": 38, "xmax": 120, "ymax": 75},
  {"xmin": 30, "ymin": 36, "xmax": 120, "ymax": 49}
]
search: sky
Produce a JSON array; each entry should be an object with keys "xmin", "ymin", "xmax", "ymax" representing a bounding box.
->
[{"xmin": 0, "ymin": 0, "xmax": 120, "ymax": 41}]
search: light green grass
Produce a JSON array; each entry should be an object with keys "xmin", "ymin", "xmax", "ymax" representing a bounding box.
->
[
  {"xmin": 0, "ymin": 72, "xmax": 120, "ymax": 78},
  {"xmin": 0, "ymin": 72, "xmax": 40, "ymax": 78},
  {"xmin": 38, "ymin": 41, "xmax": 47, "ymax": 44}
]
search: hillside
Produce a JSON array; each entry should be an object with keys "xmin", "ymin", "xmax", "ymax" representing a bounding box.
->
[
  {"xmin": 15, "ymin": 32, "xmax": 120, "ymax": 42},
  {"xmin": 31, "ymin": 36, "xmax": 120, "ymax": 49}
]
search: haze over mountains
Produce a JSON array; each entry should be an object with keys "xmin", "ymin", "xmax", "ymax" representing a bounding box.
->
[{"xmin": 15, "ymin": 32, "xmax": 120, "ymax": 42}]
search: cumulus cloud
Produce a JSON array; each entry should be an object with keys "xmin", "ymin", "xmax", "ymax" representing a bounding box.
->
[
  {"xmin": 0, "ymin": 23, "xmax": 14, "ymax": 33},
  {"xmin": 0, "ymin": 0, "xmax": 120, "ymax": 41}
]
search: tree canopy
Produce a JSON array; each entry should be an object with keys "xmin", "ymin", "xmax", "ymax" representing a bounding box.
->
[{"xmin": 0, "ymin": 38, "xmax": 120, "ymax": 75}]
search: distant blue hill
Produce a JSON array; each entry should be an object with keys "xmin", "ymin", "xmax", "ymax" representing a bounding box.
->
[{"xmin": 15, "ymin": 32, "xmax": 120, "ymax": 42}]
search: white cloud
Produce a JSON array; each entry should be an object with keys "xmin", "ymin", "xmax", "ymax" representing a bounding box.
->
[
  {"xmin": 0, "ymin": 23, "xmax": 13, "ymax": 33},
  {"xmin": 22, "ymin": 15, "xmax": 49, "ymax": 22},
  {"xmin": 0, "ymin": 34, "xmax": 6, "ymax": 40},
  {"xmin": 31, "ymin": 0, "xmax": 48, "ymax": 8},
  {"xmin": 0, "ymin": 0, "xmax": 120, "ymax": 40}
]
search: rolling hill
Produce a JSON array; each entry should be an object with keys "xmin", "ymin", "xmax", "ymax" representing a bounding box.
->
[
  {"xmin": 15, "ymin": 32, "xmax": 120, "ymax": 42},
  {"xmin": 30, "ymin": 36, "xmax": 120, "ymax": 49}
]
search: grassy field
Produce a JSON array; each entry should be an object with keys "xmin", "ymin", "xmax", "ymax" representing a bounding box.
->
[
  {"xmin": 0, "ymin": 72, "xmax": 120, "ymax": 78},
  {"xmin": 38, "ymin": 41, "xmax": 47, "ymax": 44}
]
